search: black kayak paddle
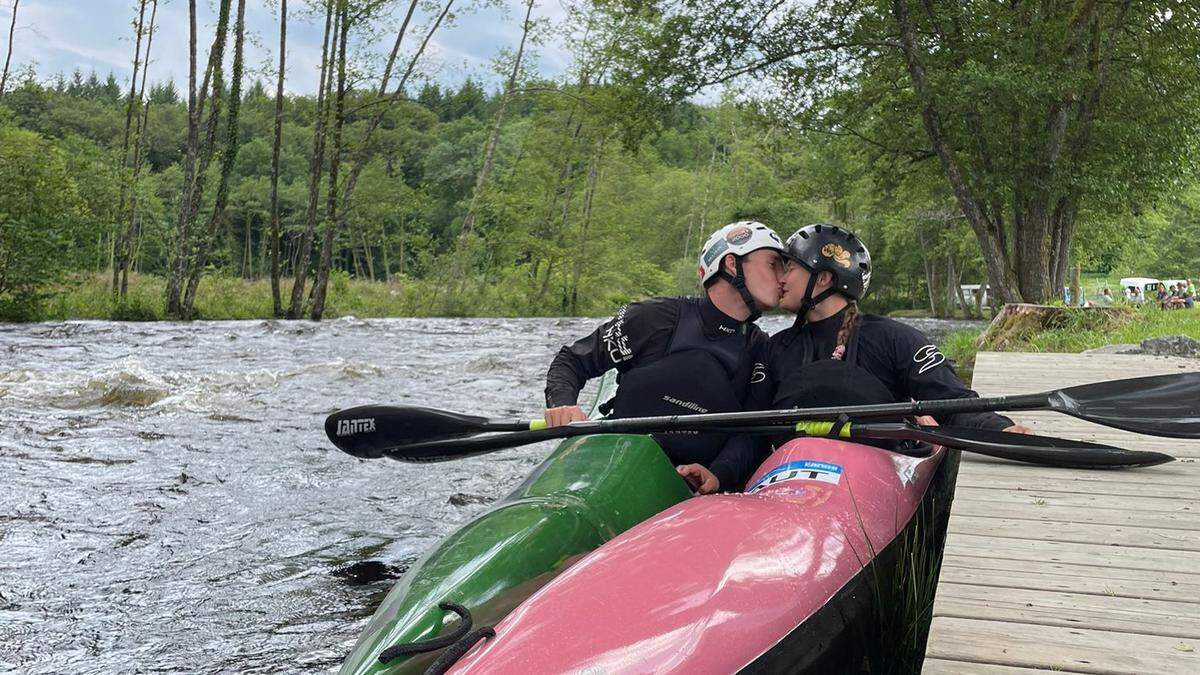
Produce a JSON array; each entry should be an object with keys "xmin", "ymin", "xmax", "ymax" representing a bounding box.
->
[
  {"xmin": 332, "ymin": 417, "xmax": 1172, "ymax": 469},
  {"xmin": 326, "ymin": 372, "xmax": 1197, "ymax": 468}
]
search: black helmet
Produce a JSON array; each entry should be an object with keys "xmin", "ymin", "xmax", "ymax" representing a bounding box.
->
[{"xmin": 783, "ymin": 223, "xmax": 872, "ymax": 301}]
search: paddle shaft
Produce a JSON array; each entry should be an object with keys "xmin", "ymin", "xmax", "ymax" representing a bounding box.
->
[
  {"xmin": 378, "ymin": 418, "xmax": 1172, "ymax": 469},
  {"xmin": 518, "ymin": 391, "xmax": 1051, "ymax": 436}
]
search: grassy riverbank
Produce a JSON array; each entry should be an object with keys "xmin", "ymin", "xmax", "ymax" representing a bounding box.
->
[
  {"xmin": 40, "ymin": 272, "xmax": 425, "ymax": 321},
  {"xmin": 37, "ymin": 271, "xmax": 626, "ymax": 321},
  {"xmin": 941, "ymin": 305, "xmax": 1200, "ymax": 377}
]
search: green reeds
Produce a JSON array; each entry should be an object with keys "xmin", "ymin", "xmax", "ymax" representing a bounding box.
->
[{"xmin": 849, "ymin": 448, "xmax": 960, "ymax": 674}]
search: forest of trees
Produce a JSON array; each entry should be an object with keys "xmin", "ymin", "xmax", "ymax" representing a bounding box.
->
[{"xmin": 0, "ymin": 0, "xmax": 1198, "ymax": 321}]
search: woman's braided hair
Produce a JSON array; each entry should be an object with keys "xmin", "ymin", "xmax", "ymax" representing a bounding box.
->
[{"xmin": 831, "ymin": 301, "xmax": 860, "ymax": 360}]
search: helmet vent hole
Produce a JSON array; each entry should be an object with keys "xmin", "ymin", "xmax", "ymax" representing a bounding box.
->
[
  {"xmin": 859, "ymin": 262, "xmax": 869, "ymax": 270},
  {"xmin": 814, "ymin": 224, "xmax": 823, "ymax": 233},
  {"xmin": 798, "ymin": 231, "xmax": 809, "ymax": 239}
]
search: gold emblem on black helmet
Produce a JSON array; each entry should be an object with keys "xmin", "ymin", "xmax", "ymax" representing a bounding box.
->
[{"xmin": 821, "ymin": 243, "xmax": 852, "ymax": 269}]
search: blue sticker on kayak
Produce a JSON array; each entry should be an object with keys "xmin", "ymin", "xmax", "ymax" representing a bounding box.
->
[{"xmin": 747, "ymin": 460, "xmax": 843, "ymax": 493}]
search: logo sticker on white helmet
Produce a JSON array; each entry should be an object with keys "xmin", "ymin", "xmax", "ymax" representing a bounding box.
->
[
  {"xmin": 702, "ymin": 239, "xmax": 729, "ymax": 266},
  {"xmin": 725, "ymin": 225, "xmax": 753, "ymax": 245}
]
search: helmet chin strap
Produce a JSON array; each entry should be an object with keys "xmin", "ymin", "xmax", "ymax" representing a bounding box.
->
[
  {"xmin": 793, "ymin": 270, "xmax": 840, "ymax": 327},
  {"xmin": 720, "ymin": 257, "xmax": 762, "ymax": 322}
]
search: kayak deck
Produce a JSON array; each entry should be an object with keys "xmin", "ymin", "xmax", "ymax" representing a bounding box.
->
[{"xmin": 444, "ymin": 437, "xmax": 947, "ymax": 673}]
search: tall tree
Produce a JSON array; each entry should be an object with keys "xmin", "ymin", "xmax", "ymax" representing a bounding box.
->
[
  {"xmin": 181, "ymin": 0, "xmax": 248, "ymax": 316},
  {"xmin": 308, "ymin": 0, "xmax": 456, "ymax": 319},
  {"xmin": 0, "ymin": 0, "xmax": 17, "ymax": 99},
  {"xmin": 269, "ymin": 0, "xmax": 288, "ymax": 318},
  {"xmin": 458, "ymin": 0, "xmax": 537, "ymax": 239},
  {"xmin": 308, "ymin": 0, "xmax": 350, "ymax": 321},
  {"xmin": 286, "ymin": 0, "xmax": 337, "ymax": 319},
  {"xmin": 113, "ymin": 0, "xmax": 149, "ymax": 298},
  {"xmin": 600, "ymin": 0, "xmax": 1200, "ymax": 303},
  {"xmin": 120, "ymin": 0, "xmax": 159, "ymax": 299},
  {"xmin": 335, "ymin": 0, "xmax": 448, "ymax": 226},
  {"xmin": 166, "ymin": 0, "xmax": 235, "ymax": 318}
]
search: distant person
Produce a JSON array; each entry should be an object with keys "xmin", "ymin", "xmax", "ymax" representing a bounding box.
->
[
  {"xmin": 1130, "ymin": 287, "xmax": 1144, "ymax": 305},
  {"xmin": 1095, "ymin": 288, "xmax": 1114, "ymax": 306},
  {"xmin": 1184, "ymin": 286, "xmax": 1195, "ymax": 309},
  {"xmin": 1168, "ymin": 284, "xmax": 1187, "ymax": 310}
]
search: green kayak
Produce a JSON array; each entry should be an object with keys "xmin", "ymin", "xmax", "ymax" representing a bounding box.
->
[{"xmin": 340, "ymin": 374, "xmax": 692, "ymax": 674}]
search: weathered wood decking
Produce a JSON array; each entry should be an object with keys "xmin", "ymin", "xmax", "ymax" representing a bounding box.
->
[{"xmin": 924, "ymin": 352, "xmax": 1200, "ymax": 674}]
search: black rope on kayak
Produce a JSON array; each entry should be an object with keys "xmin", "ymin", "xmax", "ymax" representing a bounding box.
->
[
  {"xmin": 424, "ymin": 627, "xmax": 496, "ymax": 675},
  {"xmin": 377, "ymin": 601, "xmax": 473, "ymax": 664}
]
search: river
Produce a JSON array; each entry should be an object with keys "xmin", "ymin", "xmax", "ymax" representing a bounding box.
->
[{"xmin": 0, "ymin": 315, "xmax": 981, "ymax": 673}]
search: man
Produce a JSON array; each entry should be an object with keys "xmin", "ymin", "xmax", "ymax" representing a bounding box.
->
[
  {"xmin": 544, "ymin": 222, "xmax": 786, "ymax": 494},
  {"xmin": 762, "ymin": 223, "xmax": 1029, "ymax": 435}
]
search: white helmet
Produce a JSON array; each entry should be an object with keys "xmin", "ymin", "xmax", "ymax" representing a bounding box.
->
[{"xmin": 698, "ymin": 221, "xmax": 785, "ymax": 284}]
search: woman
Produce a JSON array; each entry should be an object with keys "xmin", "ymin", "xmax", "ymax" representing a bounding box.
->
[{"xmin": 760, "ymin": 224, "xmax": 1029, "ymax": 436}]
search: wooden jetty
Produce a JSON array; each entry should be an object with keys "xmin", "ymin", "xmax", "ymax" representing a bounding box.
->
[{"xmin": 924, "ymin": 352, "xmax": 1200, "ymax": 674}]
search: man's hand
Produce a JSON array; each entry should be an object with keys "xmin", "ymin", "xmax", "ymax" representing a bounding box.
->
[
  {"xmin": 676, "ymin": 464, "xmax": 720, "ymax": 495},
  {"xmin": 544, "ymin": 405, "xmax": 586, "ymax": 428},
  {"xmin": 1003, "ymin": 423, "xmax": 1032, "ymax": 434}
]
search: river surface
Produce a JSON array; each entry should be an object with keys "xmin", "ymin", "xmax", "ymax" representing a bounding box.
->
[{"xmin": 0, "ymin": 314, "xmax": 981, "ymax": 674}]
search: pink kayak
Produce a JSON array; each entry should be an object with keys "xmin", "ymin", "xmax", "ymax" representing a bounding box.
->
[{"xmin": 444, "ymin": 437, "xmax": 947, "ymax": 673}]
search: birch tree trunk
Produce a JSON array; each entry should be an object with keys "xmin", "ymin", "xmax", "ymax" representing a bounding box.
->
[
  {"xmin": 113, "ymin": 0, "xmax": 148, "ymax": 298},
  {"xmin": 166, "ymin": 0, "xmax": 233, "ymax": 318},
  {"xmin": 181, "ymin": 0, "xmax": 247, "ymax": 317},
  {"xmin": 0, "ymin": 0, "xmax": 18, "ymax": 99},
  {"xmin": 569, "ymin": 137, "xmax": 605, "ymax": 315},
  {"xmin": 308, "ymin": 1, "xmax": 349, "ymax": 321},
  {"xmin": 268, "ymin": 0, "xmax": 287, "ymax": 317},
  {"xmin": 121, "ymin": 0, "xmax": 157, "ymax": 299},
  {"xmin": 286, "ymin": 0, "xmax": 336, "ymax": 319}
]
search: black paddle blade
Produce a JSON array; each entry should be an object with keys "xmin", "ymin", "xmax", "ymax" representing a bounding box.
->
[
  {"xmin": 913, "ymin": 425, "xmax": 1176, "ymax": 469},
  {"xmin": 325, "ymin": 405, "xmax": 493, "ymax": 459},
  {"xmin": 1050, "ymin": 372, "xmax": 1200, "ymax": 438}
]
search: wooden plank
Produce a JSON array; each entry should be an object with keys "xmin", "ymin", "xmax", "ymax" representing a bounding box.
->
[
  {"xmin": 938, "ymin": 557, "xmax": 1200, "ymax": 604},
  {"xmin": 946, "ymin": 515, "xmax": 1200, "ymax": 552},
  {"xmin": 934, "ymin": 583, "xmax": 1200, "ymax": 639},
  {"xmin": 973, "ymin": 351, "xmax": 1200, "ymax": 378},
  {"xmin": 948, "ymin": 500, "xmax": 1200, "ymax": 531},
  {"xmin": 954, "ymin": 462, "xmax": 1200, "ymax": 488},
  {"xmin": 953, "ymin": 474, "xmax": 1198, "ymax": 500},
  {"xmin": 942, "ymin": 533, "xmax": 1200, "ymax": 574},
  {"xmin": 952, "ymin": 486, "xmax": 1198, "ymax": 513},
  {"xmin": 922, "ymin": 658, "xmax": 1080, "ymax": 674},
  {"xmin": 926, "ymin": 617, "xmax": 1200, "ymax": 674},
  {"xmin": 953, "ymin": 486, "xmax": 1198, "ymax": 512}
]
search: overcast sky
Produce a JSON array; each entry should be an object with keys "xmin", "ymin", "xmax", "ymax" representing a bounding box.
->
[{"xmin": 2, "ymin": 0, "xmax": 573, "ymax": 94}]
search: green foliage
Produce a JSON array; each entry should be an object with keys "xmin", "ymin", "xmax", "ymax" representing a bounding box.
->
[
  {"xmin": 939, "ymin": 305, "xmax": 1200, "ymax": 378},
  {"xmin": 3, "ymin": 13, "xmax": 1200, "ymax": 321},
  {"xmin": 0, "ymin": 124, "xmax": 86, "ymax": 319},
  {"xmin": 599, "ymin": 0, "xmax": 1200, "ymax": 302}
]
